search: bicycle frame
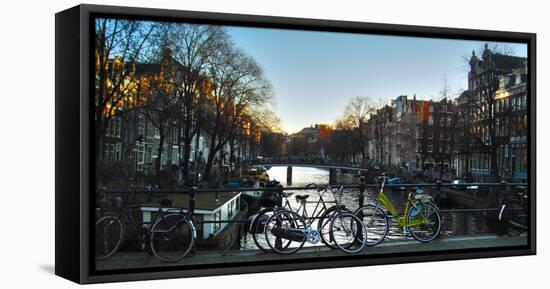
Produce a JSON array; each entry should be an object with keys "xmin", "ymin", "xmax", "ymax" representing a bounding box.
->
[
  {"xmin": 295, "ymin": 186, "xmax": 339, "ymax": 228},
  {"xmin": 373, "ymin": 180, "xmax": 428, "ymax": 230},
  {"xmin": 149, "ymin": 207, "xmax": 197, "ymax": 239},
  {"xmin": 293, "ymin": 186, "xmax": 348, "ymax": 244}
]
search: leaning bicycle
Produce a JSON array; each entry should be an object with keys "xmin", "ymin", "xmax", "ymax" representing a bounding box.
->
[
  {"xmin": 354, "ymin": 176, "xmax": 441, "ymax": 246},
  {"xmin": 248, "ymin": 182, "xmax": 295, "ymax": 252},
  {"xmin": 264, "ymin": 184, "xmax": 367, "ymax": 254},
  {"xmin": 498, "ymin": 185, "xmax": 528, "ymax": 236},
  {"xmin": 95, "ymin": 186, "xmax": 196, "ymax": 263}
]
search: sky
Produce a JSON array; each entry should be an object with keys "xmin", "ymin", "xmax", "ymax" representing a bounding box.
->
[{"xmin": 227, "ymin": 27, "xmax": 527, "ymax": 134}]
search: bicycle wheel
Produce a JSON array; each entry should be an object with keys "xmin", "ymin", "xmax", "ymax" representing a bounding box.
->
[
  {"xmin": 354, "ymin": 204, "xmax": 388, "ymax": 246},
  {"xmin": 264, "ymin": 210, "xmax": 307, "ymax": 255},
  {"xmin": 150, "ymin": 213, "xmax": 195, "ymax": 263},
  {"xmin": 95, "ymin": 215, "xmax": 123, "ymax": 260},
  {"xmin": 501, "ymin": 200, "xmax": 527, "ymax": 236},
  {"xmin": 318, "ymin": 205, "xmax": 350, "ymax": 249},
  {"xmin": 330, "ymin": 212, "xmax": 367, "ymax": 253},
  {"xmin": 407, "ymin": 202, "xmax": 441, "ymax": 243}
]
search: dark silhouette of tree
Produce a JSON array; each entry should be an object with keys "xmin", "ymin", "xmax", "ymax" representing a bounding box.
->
[
  {"xmin": 202, "ymin": 44, "xmax": 273, "ymax": 181},
  {"xmin": 94, "ymin": 19, "xmax": 155, "ymax": 164},
  {"xmin": 338, "ymin": 96, "xmax": 376, "ymax": 161}
]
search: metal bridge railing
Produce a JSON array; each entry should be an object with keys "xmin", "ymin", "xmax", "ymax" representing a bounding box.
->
[{"xmin": 98, "ymin": 181, "xmax": 527, "ymax": 218}]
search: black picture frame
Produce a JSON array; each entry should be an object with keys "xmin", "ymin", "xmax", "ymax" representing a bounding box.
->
[{"xmin": 55, "ymin": 4, "xmax": 536, "ymax": 284}]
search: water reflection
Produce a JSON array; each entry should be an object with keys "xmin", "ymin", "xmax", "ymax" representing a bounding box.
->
[{"xmin": 240, "ymin": 167, "xmax": 498, "ymax": 250}]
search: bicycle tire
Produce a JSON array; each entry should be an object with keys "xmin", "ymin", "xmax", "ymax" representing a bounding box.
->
[
  {"xmin": 150, "ymin": 213, "xmax": 195, "ymax": 263},
  {"xmin": 250, "ymin": 207, "xmax": 292, "ymax": 253},
  {"xmin": 95, "ymin": 215, "xmax": 124, "ymax": 260},
  {"xmin": 354, "ymin": 204, "xmax": 389, "ymax": 246},
  {"xmin": 329, "ymin": 212, "xmax": 368, "ymax": 253},
  {"xmin": 250, "ymin": 207, "xmax": 275, "ymax": 252},
  {"xmin": 502, "ymin": 200, "xmax": 527, "ymax": 236},
  {"xmin": 407, "ymin": 203, "xmax": 441, "ymax": 243},
  {"xmin": 318, "ymin": 205, "xmax": 350, "ymax": 249},
  {"xmin": 264, "ymin": 210, "xmax": 307, "ymax": 255}
]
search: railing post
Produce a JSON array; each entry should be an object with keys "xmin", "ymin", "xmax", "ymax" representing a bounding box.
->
[
  {"xmin": 358, "ymin": 180, "xmax": 365, "ymax": 208},
  {"xmin": 287, "ymin": 166, "xmax": 292, "ymax": 185},
  {"xmin": 189, "ymin": 187, "xmax": 196, "ymax": 217},
  {"xmin": 329, "ymin": 168, "xmax": 337, "ymax": 185},
  {"xmin": 275, "ymin": 184, "xmax": 283, "ymax": 251}
]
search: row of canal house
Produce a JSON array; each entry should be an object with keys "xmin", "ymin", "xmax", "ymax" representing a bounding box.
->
[
  {"xmin": 454, "ymin": 46, "xmax": 528, "ymax": 182},
  {"xmin": 99, "ymin": 52, "xmax": 262, "ymax": 186},
  {"xmin": 98, "ymin": 53, "xmax": 255, "ymax": 243},
  {"xmin": 367, "ymin": 95, "xmax": 457, "ymax": 176},
  {"xmin": 366, "ymin": 46, "xmax": 528, "ymax": 182}
]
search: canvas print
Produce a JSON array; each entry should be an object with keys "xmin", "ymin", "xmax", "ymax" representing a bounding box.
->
[{"xmin": 93, "ymin": 16, "xmax": 529, "ymax": 271}]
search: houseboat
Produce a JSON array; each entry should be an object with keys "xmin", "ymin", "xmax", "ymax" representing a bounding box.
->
[{"xmin": 140, "ymin": 191, "xmax": 246, "ymax": 250}]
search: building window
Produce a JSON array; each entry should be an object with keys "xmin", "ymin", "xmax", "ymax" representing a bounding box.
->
[
  {"xmin": 137, "ymin": 117, "xmax": 145, "ymax": 137},
  {"xmin": 147, "ymin": 121, "xmax": 155, "ymax": 139},
  {"xmin": 137, "ymin": 144, "xmax": 145, "ymax": 164},
  {"xmin": 115, "ymin": 142, "xmax": 122, "ymax": 161},
  {"xmin": 145, "ymin": 145, "xmax": 152, "ymax": 164},
  {"xmin": 106, "ymin": 116, "xmax": 122, "ymax": 137}
]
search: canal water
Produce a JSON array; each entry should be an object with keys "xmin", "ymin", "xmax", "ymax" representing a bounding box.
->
[{"xmin": 239, "ymin": 167, "xmax": 500, "ymax": 250}]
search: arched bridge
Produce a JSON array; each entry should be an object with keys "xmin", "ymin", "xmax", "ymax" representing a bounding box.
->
[
  {"xmin": 252, "ymin": 163, "xmax": 369, "ymax": 172},
  {"xmin": 251, "ymin": 162, "xmax": 369, "ymax": 184}
]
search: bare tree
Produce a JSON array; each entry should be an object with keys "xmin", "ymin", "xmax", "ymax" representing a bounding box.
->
[
  {"xmin": 94, "ymin": 18, "xmax": 155, "ymax": 164},
  {"xmin": 167, "ymin": 24, "xmax": 228, "ymax": 181},
  {"xmin": 202, "ymin": 45, "xmax": 273, "ymax": 181},
  {"xmin": 338, "ymin": 96, "xmax": 376, "ymax": 161},
  {"xmin": 326, "ymin": 125, "xmax": 355, "ymax": 162},
  {"xmin": 137, "ymin": 51, "xmax": 183, "ymax": 187}
]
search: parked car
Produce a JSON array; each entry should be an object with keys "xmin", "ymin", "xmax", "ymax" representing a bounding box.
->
[{"xmin": 452, "ymin": 179, "xmax": 467, "ymax": 190}]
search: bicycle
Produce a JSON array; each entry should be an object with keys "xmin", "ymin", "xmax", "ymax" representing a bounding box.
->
[
  {"xmin": 354, "ymin": 176, "xmax": 441, "ymax": 245},
  {"xmin": 95, "ymin": 186, "xmax": 196, "ymax": 263},
  {"xmin": 248, "ymin": 185, "xmax": 295, "ymax": 253},
  {"xmin": 263, "ymin": 184, "xmax": 367, "ymax": 254},
  {"xmin": 498, "ymin": 185, "xmax": 528, "ymax": 236}
]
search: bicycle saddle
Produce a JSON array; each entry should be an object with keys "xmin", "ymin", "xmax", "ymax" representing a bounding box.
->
[{"xmin": 295, "ymin": 194, "xmax": 309, "ymax": 201}]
